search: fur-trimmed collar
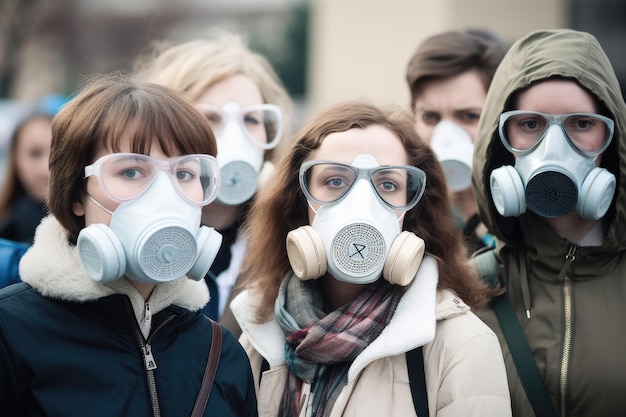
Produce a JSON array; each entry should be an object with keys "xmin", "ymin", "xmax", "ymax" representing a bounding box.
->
[
  {"xmin": 231, "ymin": 255, "xmax": 468, "ymax": 382},
  {"xmin": 20, "ymin": 216, "xmax": 210, "ymax": 334}
]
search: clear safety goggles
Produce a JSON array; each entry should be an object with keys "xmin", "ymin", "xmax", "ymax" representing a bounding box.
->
[
  {"xmin": 499, "ymin": 110, "xmax": 614, "ymax": 156},
  {"xmin": 197, "ymin": 102, "xmax": 283, "ymax": 149},
  {"xmin": 299, "ymin": 160, "xmax": 427, "ymax": 211},
  {"xmin": 84, "ymin": 153, "xmax": 220, "ymax": 205}
]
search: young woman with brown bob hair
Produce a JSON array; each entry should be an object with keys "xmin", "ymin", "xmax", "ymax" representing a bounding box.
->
[{"xmin": 0, "ymin": 74, "xmax": 257, "ymax": 417}]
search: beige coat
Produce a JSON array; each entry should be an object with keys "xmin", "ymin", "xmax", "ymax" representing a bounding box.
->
[{"xmin": 231, "ymin": 256, "xmax": 511, "ymax": 417}]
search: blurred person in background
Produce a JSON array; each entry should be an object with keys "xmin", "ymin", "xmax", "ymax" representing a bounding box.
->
[
  {"xmin": 0, "ymin": 74, "xmax": 257, "ymax": 416},
  {"xmin": 0, "ymin": 95, "xmax": 65, "ymax": 288},
  {"xmin": 134, "ymin": 33, "xmax": 293, "ymax": 329},
  {"xmin": 474, "ymin": 29, "xmax": 626, "ymax": 416},
  {"xmin": 231, "ymin": 101, "xmax": 511, "ymax": 416},
  {"xmin": 0, "ymin": 111, "xmax": 53, "ymax": 244},
  {"xmin": 0, "ymin": 110, "xmax": 53, "ymax": 288},
  {"xmin": 405, "ymin": 30, "xmax": 508, "ymax": 255}
]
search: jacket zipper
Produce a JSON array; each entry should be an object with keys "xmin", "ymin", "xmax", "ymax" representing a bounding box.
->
[
  {"xmin": 133, "ymin": 313, "xmax": 177, "ymax": 417},
  {"xmin": 559, "ymin": 244, "xmax": 576, "ymax": 417}
]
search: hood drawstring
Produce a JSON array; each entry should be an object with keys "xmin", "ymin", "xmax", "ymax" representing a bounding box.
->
[{"xmin": 520, "ymin": 244, "xmax": 577, "ymax": 320}]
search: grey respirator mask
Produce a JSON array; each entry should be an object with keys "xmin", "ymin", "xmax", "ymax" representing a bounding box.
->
[
  {"xmin": 490, "ymin": 111, "xmax": 615, "ymax": 220},
  {"xmin": 77, "ymin": 153, "xmax": 223, "ymax": 284},
  {"xmin": 286, "ymin": 154, "xmax": 427, "ymax": 286}
]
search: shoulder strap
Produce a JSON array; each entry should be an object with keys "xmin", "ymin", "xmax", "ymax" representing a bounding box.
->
[
  {"xmin": 191, "ymin": 319, "xmax": 223, "ymax": 417},
  {"xmin": 492, "ymin": 293, "xmax": 557, "ymax": 417},
  {"xmin": 406, "ymin": 346, "xmax": 429, "ymax": 417}
]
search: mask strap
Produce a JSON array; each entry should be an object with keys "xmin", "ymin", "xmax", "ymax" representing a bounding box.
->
[
  {"xmin": 306, "ymin": 199, "xmax": 319, "ymax": 216},
  {"xmin": 87, "ymin": 195, "xmax": 114, "ymax": 215}
]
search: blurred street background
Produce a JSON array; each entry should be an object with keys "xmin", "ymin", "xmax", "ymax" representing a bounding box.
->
[{"xmin": 1, "ymin": 0, "xmax": 624, "ymax": 173}]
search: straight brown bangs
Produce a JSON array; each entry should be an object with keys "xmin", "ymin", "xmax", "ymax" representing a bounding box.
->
[{"xmin": 96, "ymin": 84, "xmax": 216, "ymax": 157}]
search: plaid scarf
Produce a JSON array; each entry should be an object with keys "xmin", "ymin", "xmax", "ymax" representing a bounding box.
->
[{"xmin": 275, "ymin": 272, "xmax": 403, "ymax": 417}]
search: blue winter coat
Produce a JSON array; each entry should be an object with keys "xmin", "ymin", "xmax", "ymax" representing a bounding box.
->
[{"xmin": 0, "ymin": 237, "xmax": 29, "ymax": 288}]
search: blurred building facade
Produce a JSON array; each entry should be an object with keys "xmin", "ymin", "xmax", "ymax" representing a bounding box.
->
[
  {"xmin": 308, "ymin": 0, "xmax": 626, "ymax": 113},
  {"xmin": 1, "ymin": 0, "xmax": 625, "ymax": 132}
]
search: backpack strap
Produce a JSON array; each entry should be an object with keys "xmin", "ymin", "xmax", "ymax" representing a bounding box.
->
[
  {"xmin": 406, "ymin": 346, "xmax": 429, "ymax": 416},
  {"xmin": 472, "ymin": 249, "xmax": 557, "ymax": 416},
  {"xmin": 492, "ymin": 293, "xmax": 557, "ymax": 417},
  {"xmin": 191, "ymin": 319, "xmax": 222, "ymax": 417}
]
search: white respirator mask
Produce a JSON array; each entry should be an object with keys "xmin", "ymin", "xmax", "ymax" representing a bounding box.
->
[
  {"xmin": 77, "ymin": 153, "xmax": 223, "ymax": 284},
  {"xmin": 200, "ymin": 102, "xmax": 283, "ymax": 205},
  {"xmin": 286, "ymin": 154, "xmax": 427, "ymax": 286},
  {"xmin": 490, "ymin": 111, "xmax": 615, "ymax": 220},
  {"xmin": 430, "ymin": 121, "xmax": 475, "ymax": 191}
]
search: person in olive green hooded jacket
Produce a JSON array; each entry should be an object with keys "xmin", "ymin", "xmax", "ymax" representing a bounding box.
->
[{"xmin": 473, "ymin": 29, "xmax": 626, "ymax": 416}]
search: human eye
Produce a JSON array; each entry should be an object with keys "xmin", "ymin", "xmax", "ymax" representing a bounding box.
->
[
  {"xmin": 420, "ymin": 110, "xmax": 440, "ymax": 126},
  {"xmin": 120, "ymin": 168, "xmax": 143, "ymax": 179},
  {"xmin": 175, "ymin": 169, "xmax": 197, "ymax": 182},
  {"xmin": 28, "ymin": 148, "xmax": 45, "ymax": 159},
  {"xmin": 243, "ymin": 112, "xmax": 262, "ymax": 126},
  {"xmin": 378, "ymin": 179, "xmax": 399, "ymax": 192},
  {"xmin": 324, "ymin": 175, "xmax": 349, "ymax": 189},
  {"xmin": 459, "ymin": 110, "xmax": 481, "ymax": 124},
  {"xmin": 374, "ymin": 170, "xmax": 404, "ymax": 194},
  {"xmin": 203, "ymin": 111, "xmax": 223, "ymax": 127},
  {"xmin": 175, "ymin": 159, "xmax": 201, "ymax": 183},
  {"xmin": 567, "ymin": 115, "xmax": 595, "ymax": 130},
  {"xmin": 517, "ymin": 115, "xmax": 545, "ymax": 132},
  {"xmin": 111, "ymin": 157, "xmax": 151, "ymax": 181}
]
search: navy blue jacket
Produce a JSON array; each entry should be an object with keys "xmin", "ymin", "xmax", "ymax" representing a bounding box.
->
[
  {"xmin": 0, "ymin": 216, "xmax": 257, "ymax": 417},
  {"xmin": 0, "ymin": 283, "xmax": 257, "ymax": 417}
]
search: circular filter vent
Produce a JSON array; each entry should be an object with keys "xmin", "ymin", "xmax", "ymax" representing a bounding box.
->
[
  {"xmin": 138, "ymin": 226, "xmax": 196, "ymax": 280},
  {"xmin": 218, "ymin": 161, "xmax": 257, "ymax": 205},
  {"xmin": 331, "ymin": 223, "xmax": 385, "ymax": 277},
  {"xmin": 526, "ymin": 171, "xmax": 576, "ymax": 218}
]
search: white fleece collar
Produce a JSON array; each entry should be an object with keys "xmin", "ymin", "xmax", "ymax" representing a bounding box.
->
[
  {"xmin": 20, "ymin": 216, "xmax": 210, "ymax": 333},
  {"xmin": 231, "ymin": 255, "xmax": 469, "ymax": 381}
]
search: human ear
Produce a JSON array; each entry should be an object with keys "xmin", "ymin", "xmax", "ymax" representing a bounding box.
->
[{"xmin": 73, "ymin": 200, "xmax": 85, "ymax": 216}]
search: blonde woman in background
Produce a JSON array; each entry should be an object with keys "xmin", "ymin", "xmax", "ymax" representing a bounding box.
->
[{"xmin": 134, "ymin": 33, "xmax": 293, "ymax": 328}]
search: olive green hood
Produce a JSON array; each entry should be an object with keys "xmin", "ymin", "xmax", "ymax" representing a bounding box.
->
[{"xmin": 472, "ymin": 29, "xmax": 626, "ymax": 254}]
